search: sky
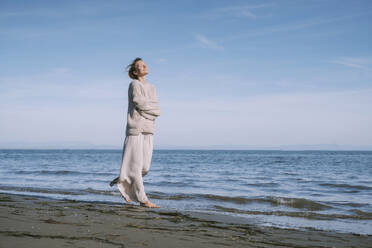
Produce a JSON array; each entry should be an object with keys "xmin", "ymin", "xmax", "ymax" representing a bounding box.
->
[{"xmin": 0, "ymin": 0, "xmax": 371, "ymax": 149}]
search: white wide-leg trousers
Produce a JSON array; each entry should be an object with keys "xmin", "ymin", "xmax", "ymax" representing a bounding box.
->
[{"xmin": 117, "ymin": 133, "xmax": 153, "ymax": 203}]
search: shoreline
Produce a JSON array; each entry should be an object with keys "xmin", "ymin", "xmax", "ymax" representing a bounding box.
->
[{"xmin": 1, "ymin": 192, "xmax": 371, "ymax": 248}]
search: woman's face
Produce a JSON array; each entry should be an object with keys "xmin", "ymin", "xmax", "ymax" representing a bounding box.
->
[{"xmin": 134, "ymin": 60, "xmax": 149, "ymax": 77}]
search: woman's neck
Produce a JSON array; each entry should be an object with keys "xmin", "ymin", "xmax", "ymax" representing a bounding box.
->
[{"xmin": 137, "ymin": 76, "xmax": 147, "ymax": 83}]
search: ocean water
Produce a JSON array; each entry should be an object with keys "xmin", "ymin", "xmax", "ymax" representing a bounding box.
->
[{"xmin": 0, "ymin": 149, "xmax": 371, "ymax": 235}]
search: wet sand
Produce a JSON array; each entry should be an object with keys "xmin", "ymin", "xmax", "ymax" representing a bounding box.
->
[{"xmin": 0, "ymin": 192, "xmax": 371, "ymax": 248}]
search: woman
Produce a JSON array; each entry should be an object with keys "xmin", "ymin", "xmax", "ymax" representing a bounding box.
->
[{"xmin": 110, "ymin": 57, "xmax": 161, "ymax": 208}]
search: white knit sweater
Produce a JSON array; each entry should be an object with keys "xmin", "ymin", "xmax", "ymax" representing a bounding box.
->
[{"xmin": 125, "ymin": 79, "xmax": 161, "ymax": 136}]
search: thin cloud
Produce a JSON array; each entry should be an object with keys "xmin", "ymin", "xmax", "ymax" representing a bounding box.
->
[
  {"xmin": 328, "ymin": 57, "xmax": 372, "ymax": 69},
  {"xmin": 154, "ymin": 58, "xmax": 168, "ymax": 64},
  {"xmin": 220, "ymin": 12, "xmax": 368, "ymax": 42},
  {"xmin": 200, "ymin": 3, "xmax": 274, "ymax": 19},
  {"xmin": 195, "ymin": 33, "xmax": 224, "ymax": 50},
  {"xmin": 0, "ymin": 3, "xmax": 132, "ymax": 19}
]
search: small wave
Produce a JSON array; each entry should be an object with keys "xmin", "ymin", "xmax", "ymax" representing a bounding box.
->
[
  {"xmin": 283, "ymin": 172, "xmax": 298, "ymax": 176},
  {"xmin": 15, "ymin": 170, "xmax": 73, "ymax": 175},
  {"xmin": 85, "ymin": 187, "xmax": 119, "ymax": 196},
  {"xmin": 273, "ymin": 160, "xmax": 286, "ymax": 163},
  {"xmin": 351, "ymin": 209, "xmax": 372, "ymax": 217},
  {"xmin": 0, "ymin": 185, "xmax": 80, "ymax": 196},
  {"xmin": 319, "ymin": 183, "xmax": 372, "ymax": 191},
  {"xmin": 332, "ymin": 202, "xmax": 369, "ymax": 208},
  {"xmin": 201, "ymin": 194, "xmax": 253, "ymax": 204},
  {"xmin": 14, "ymin": 170, "xmax": 114, "ymax": 176},
  {"xmin": 214, "ymin": 205, "xmax": 372, "ymax": 220},
  {"xmin": 146, "ymin": 192, "xmax": 332, "ymax": 211},
  {"xmin": 197, "ymin": 194, "xmax": 331, "ymax": 211},
  {"xmin": 243, "ymin": 182, "xmax": 279, "ymax": 187},
  {"xmin": 148, "ymin": 180, "xmax": 191, "ymax": 187},
  {"xmin": 267, "ymin": 196, "xmax": 331, "ymax": 211},
  {"xmin": 147, "ymin": 192, "xmax": 257, "ymax": 203},
  {"xmin": 0, "ymin": 185, "xmax": 120, "ymax": 197},
  {"xmin": 147, "ymin": 191, "xmax": 193, "ymax": 200}
]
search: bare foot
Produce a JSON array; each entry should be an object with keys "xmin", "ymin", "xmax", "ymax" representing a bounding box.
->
[
  {"xmin": 120, "ymin": 194, "xmax": 131, "ymax": 203},
  {"xmin": 124, "ymin": 196, "xmax": 131, "ymax": 203},
  {"xmin": 140, "ymin": 200, "xmax": 160, "ymax": 208}
]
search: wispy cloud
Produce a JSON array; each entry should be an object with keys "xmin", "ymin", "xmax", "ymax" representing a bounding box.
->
[
  {"xmin": 220, "ymin": 12, "xmax": 367, "ymax": 42},
  {"xmin": 194, "ymin": 33, "xmax": 224, "ymax": 50},
  {"xmin": 328, "ymin": 57, "xmax": 372, "ymax": 69},
  {"xmin": 0, "ymin": 3, "xmax": 132, "ymax": 19},
  {"xmin": 154, "ymin": 58, "xmax": 168, "ymax": 64},
  {"xmin": 200, "ymin": 3, "xmax": 274, "ymax": 19}
]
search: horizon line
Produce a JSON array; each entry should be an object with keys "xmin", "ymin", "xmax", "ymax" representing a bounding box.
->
[{"xmin": 1, "ymin": 148, "xmax": 372, "ymax": 152}]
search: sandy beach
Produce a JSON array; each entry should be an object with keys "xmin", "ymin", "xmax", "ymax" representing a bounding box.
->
[{"xmin": 0, "ymin": 192, "xmax": 371, "ymax": 248}]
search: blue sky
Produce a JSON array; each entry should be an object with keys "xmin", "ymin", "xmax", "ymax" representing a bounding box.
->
[{"xmin": 1, "ymin": 0, "xmax": 371, "ymax": 149}]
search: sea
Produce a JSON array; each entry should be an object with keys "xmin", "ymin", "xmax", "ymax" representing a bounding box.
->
[{"xmin": 0, "ymin": 149, "xmax": 371, "ymax": 235}]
